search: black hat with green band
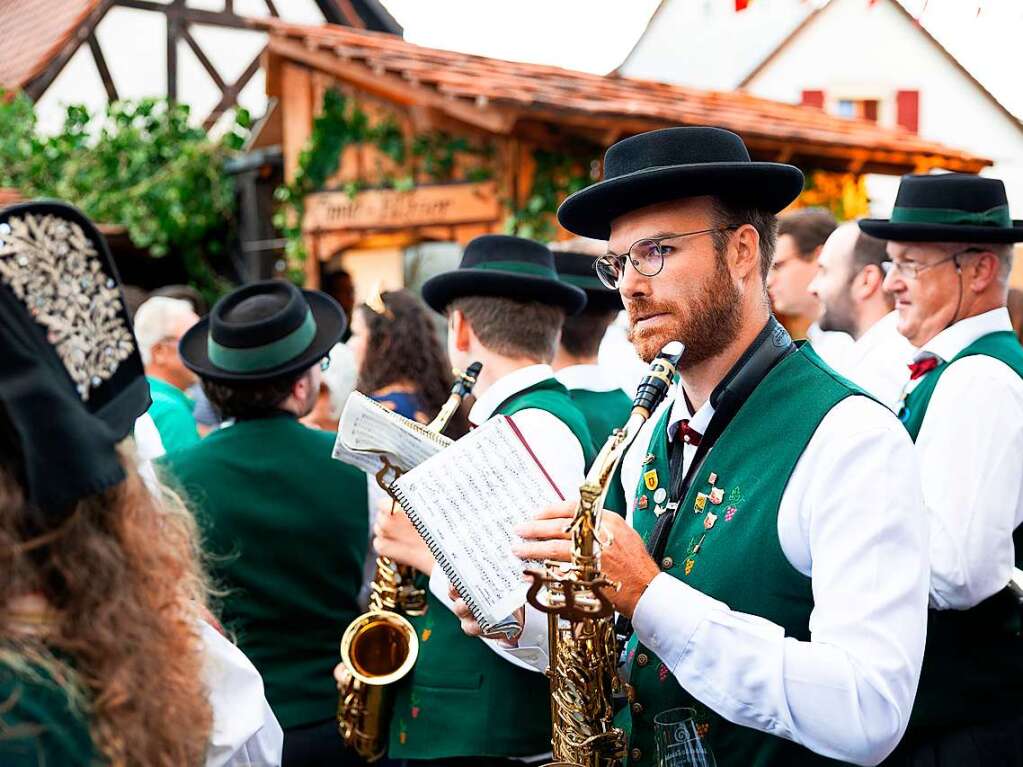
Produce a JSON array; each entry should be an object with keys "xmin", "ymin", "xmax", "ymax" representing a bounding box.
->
[
  {"xmin": 421, "ymin": 234, "xmax": 587, "ymax": 315},
  {"xmin": 859, "ymin": 173, "xmax": 1023, "ymax": 244},
  {"xmin": 179, "ymin": 279, "xmax": 345, "ymax": 382},
  {"xmin": 550, "ymin": 243, "xmax": 623, "ymax": 313}
]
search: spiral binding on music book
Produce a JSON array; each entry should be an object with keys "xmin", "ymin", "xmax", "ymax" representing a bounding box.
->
[{"xmin": 389, "ymin": 484, "xmax": 521, "ymax": 638}]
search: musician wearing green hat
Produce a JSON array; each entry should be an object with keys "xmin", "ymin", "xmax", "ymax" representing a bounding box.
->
[
  {"xmin": 859, "ymin": 173, "xmax": 1023, "ymax": 765},
  {"xmin": 370, "ymin": 233, "xmax": 596, "ymax": 765},
  {"xmin": 158, "ymin": 279, "xmax": 369, "ymax": 766}
]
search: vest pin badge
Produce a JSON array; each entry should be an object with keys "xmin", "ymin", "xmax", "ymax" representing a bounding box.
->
[
  {"xmin": 644, "ymin": 470, "xmax": 659, "ymax": 491},
  {"xmin": 637, "ymin": 494, "xmax": 649, "ymax": 510},
  {"xmin": 643, "ymin": 452, "xmax": 656, "ymax": 465},
  {"xmin": 704, "ymin": 511, "xmax": 718, "ymax": 530},
  {"xmin": 654, "ymin": 504, "xmax": 667, "ymax": 517},
  {"xmin": 709, "ymin": 487, "xmax": 724, "ymax": 505},
  {"xmin": 684, "ymin": 558, "xmax": 695, "ymax": 576},
  {"xmin": 694, "ymin": 493, "xmax": 707, "ymax": 512},
  {"xmin": 653, "ymin": 487, "xmax": 667, "ymax": 504},
  {"xmin": 708, "ymin": 472, "xmax": 718, "ymax": 484}
]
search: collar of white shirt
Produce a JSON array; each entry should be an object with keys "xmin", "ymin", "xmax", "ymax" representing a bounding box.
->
[
  {"xmin": 469, "ymin": 363, "xmax": 556, "ymax": 425},
  {"xmin": 917, "ymin": 307, "xmax": 1012, "ymax": 364},
  {"xmin": 666, "ymin": 384, "xmax": 716, "ymax": 443},
  {"xmin": 555, "ymin": 363, "xmax": 623, "ymax": 394}
]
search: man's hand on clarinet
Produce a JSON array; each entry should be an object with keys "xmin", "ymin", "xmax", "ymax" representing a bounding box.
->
[
  {"xmin": 513, "ymin": 500, "xmax": 660, "ymax": 619},
  {"xmin": 373, "ymin": 499, "xmax": 435, "ymax": 574}
]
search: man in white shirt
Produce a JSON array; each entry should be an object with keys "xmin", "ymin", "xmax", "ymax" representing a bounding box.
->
[
  {"xmin": 370, "ymin": 234, "xmax": 593, "ymax": 766},
  {"xmin": 859, "ymin": 172, "xmax": 1023, "ymax": 765},
  {"xmin": 808, "ymin": 221, "xmax": 916, "ymax": 410},
  {"xmin": 453, "ymin": 127, "xmax": 929, "ymax": 767}
]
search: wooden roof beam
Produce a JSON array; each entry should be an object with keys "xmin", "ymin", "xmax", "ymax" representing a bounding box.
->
[{"xmin": 266, "ymin": 39, "xmax": 518, "ymax": 135}]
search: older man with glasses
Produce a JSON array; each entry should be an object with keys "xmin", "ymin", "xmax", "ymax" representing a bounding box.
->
[
  {"xmin": 859, "ymin": 173, "xmax": 1023, "ymax": 766},
  {"xmin": 453, "ymin": 127, "xmax": 930, "ymax": 767}
]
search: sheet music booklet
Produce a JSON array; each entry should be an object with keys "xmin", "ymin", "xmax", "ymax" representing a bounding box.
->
[
  {"xmin": 390, "ymin": 414, "xmax": 564, "ymax": 638},
  {"xmin": 332, "ymin": 392, "xmax": 451, "ymax": 478}
]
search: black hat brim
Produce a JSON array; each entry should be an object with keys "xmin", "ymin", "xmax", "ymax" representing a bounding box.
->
[
  {"xmin": 422, "ymin": 269, "xmax": 587, "ymax": 315},
  {"xmin": 858, "ymin": 218, "xmax": 1023, "ymax": 244},
  {"xmin": 558, "ymin": 162, "xmax": 805, "ymax": 239},
  {"xmin": 179, "ymin": 290, "xmax": 346, "ymax": 382}
]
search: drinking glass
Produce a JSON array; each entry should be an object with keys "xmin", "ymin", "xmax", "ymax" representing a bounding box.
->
[{"xmin": 653, "ymin": 707, "xmax": 716, "ymax": 767}]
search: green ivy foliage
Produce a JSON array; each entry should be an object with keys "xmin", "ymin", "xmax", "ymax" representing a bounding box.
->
[
  {"xmin": 504, "ymin": 148, "xmax": 596, "ymax": 242},
  {"xmin": 0, "ymin": 91, "xmax": 240, "ymax": 303},
  {"xmin": 273, "ymin": 88, "xmax": 497, "ymax": 279}
]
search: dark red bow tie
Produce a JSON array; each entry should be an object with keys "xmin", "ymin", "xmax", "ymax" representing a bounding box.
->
[
  {"xmin": 908, "ymin": 355, "xmax": 941, "ymax": 381},
  {"xmin": 674, "ymin": 419, "xmax": 703, "ymax": 447}
]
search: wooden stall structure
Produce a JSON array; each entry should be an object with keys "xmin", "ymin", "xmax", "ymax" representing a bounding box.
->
[{"xmin": 253, "ymin": 20, "xmax": 990, "ymax": 295}]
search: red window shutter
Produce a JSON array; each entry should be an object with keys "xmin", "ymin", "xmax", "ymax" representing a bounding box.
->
[
  {"xmin": 863, "ymin": 99, "xmax": 879, "ymax": 122},
  {"xmin": 735, "ymin": 0, "xmax": 751, "ymax": 11},
  {"xmin": 896, "ymin": 90, "xmax": 920, "ymax": 133},
  {"xmin": 801, "ymin": 90, "xmax": 825, "ymax": 109}
]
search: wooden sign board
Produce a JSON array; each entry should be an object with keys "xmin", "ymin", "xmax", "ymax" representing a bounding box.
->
[{"xmin": 303, "ymin": 181, "xmax": 500, "ymax": 232}]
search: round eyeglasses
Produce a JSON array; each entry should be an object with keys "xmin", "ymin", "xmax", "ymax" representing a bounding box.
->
[
  {"xmin": 594, "ymin": 227, "xmax": 739, "ymax": 289},
  {"xmin": 881, "ymin": 247, "xmax": 988, "ymax": 281}
]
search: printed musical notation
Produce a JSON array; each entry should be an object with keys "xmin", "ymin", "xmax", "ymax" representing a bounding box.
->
[{"xmin": 391, "ymin": 415, "xmax": 563, "ymax": 637}]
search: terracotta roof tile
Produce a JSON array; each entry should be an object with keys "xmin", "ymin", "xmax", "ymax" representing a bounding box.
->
[
  {"xmin": 0, "ymin": 0, "xmax": 100, "ymax": 91},
  {"xmin": 262, "ymin": 19, "xmax": 989, "ymax": 173}
]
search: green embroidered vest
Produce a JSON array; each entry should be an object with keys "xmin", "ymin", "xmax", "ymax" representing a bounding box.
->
[
  {"xmin": 619, "ymin": 346, "xmax": 860, "ymax": 767},
  {"xmin": 388, "ymin": 378, "xmax": 594, "ymax": 758},
  {"xmin": 897, "ymin": 330, "xmax": 1023, "ymax": 731}
]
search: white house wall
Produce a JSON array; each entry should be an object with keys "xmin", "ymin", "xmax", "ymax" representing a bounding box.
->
[
  {"xmin": 33, "ymin": 0, "xmax": 326, "ymax": 135},
  {"xmin": 743, "ymin": 0, "xmax": 1023, "ymax": 215}
]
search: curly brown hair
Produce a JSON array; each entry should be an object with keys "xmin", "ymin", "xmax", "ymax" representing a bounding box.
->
[
  {"xmin": 355, "ymin": 290, "xmax": 454, "ymax": 419},
  {"xmin": 0, "ymin": 444, "xmax": 212, "ymax": 766}
]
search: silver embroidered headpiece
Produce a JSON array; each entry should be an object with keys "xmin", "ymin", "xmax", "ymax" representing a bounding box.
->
[{"xmin": 0, "ymin": 213, "xmax": 135, "ymax": 400}]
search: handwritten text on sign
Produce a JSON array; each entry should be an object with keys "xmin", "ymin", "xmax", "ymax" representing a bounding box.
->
[{"xmin": 302, "ymin": 182, "xmax": 500, "ymax": 232}]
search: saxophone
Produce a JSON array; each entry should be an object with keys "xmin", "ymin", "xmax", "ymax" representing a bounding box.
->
[
  {"xmin": 337, "ymin": 362, "xmax": 482, "ymax": 762},
  {"xmin": 526, "ymin": 342, "xmax": 683, "ymax": 767}
]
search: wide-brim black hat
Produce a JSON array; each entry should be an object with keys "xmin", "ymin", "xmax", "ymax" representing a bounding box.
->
[
  {"xmin": 0, "ymin": 200, "xmax": 149, "ymax": 515},
  {"xmin": 859, "ymin": 173, "xmax": 1023, "ymax": 243},
  {"xmin": 180, "ymin": 279, "xmax": 346, "ymax": 382},
  {"xmin": 421, "ymin": 234, "xmax": 587, "ymax": 315},
  {"xmin": 551, "ymin": 248, "xmax": 623, "ymax": 312},
  {"xmin": 558, "ymin": 127, "xmax": 805, "ymax": 239}
]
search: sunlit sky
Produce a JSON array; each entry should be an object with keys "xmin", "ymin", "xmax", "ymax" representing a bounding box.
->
[{"xmin": 380, "ymin": 0, "xmax": 1023, "ymax": 119}]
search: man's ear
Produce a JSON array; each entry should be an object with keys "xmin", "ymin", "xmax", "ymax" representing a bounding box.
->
[
  {"xmin": 854, "ymin": 264, "xmax": 884, "ymax": 302},
  {"xmin": 968, "ymin": 251, "xmax": 1001, "ymax": 294},
  {"xmin": 730, "ymin": 224, "xmax": 761, "ymax": 282},
  {"xmin": 450, "ymin": 309, "xmax": 472, "ymax": 353}
]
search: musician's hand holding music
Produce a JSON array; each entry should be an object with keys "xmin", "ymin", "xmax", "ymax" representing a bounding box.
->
[
  {"xmin": 513, "ymin": 500, "xmax": 660, "ymax": 619},
  {"xmin": 373, "ymin": 499, "xmax": 435, "ymax": 574}
]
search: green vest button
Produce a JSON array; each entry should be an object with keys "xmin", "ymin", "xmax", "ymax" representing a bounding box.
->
[
  {"xmin": 631, "ymin": 701, "xmax": 644, "ymax": 716},
  {"xmin": 630, "ymin": 747, "xmax": 643, "ymax": 761},
  {"xmin": 636, "ymin": 653, "xmax": 649, "ymax": 667},
  {"xmin": 661, "ymin": 556, "xmax": 674, "ymax": 570}
]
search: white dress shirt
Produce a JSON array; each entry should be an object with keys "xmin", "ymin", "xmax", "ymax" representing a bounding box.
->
[
  {"xmin": 905, "ymin": 307, "xmax": 1023, "ymax": 610},
  {"xmin": 805, "ymin": 322, "xmax": 855, "ymax": 369},
  {"xmin": 555, "ymin": 362, "xmax": 628, "ymax": 394},
  {"xmin": 831, "ymin": 311, "xmax": 916, "ymax": 412},
  {"xmin": 598, "ymin": 311, "xmax": 650, "ymax": 395},
  {"xmin": 132, "ymin": 424, "xmax": 285, "ymax": 767},
  {"xmin": 487, "ymin": 373, "xmax": 929, "ymax": 766}
]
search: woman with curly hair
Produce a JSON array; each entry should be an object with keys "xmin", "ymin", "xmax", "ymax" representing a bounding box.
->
[
  {"xmin": 0, "ymin": 201, "xmax": 277, "ymax": 767},
  {"xmin": 347, "ymin": 287, "xmax": 466, "ymax": 430}
]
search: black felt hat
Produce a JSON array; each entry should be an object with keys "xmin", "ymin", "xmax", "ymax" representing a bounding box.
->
[
  {"xmin": 421, "ymin": 234, "xmax": 587, "ymax": 315},
  {"xmin": 557, "ymin": 127, "xmax": 805, "ymax": 240},
  {"xmin": 859, "ymin": 173, "xmax": 1023, "ymax": 243},
  {"xmin": 180, "ymin": 279, "xmax": 346, "ymax": 383},
  {"xmin": 550, "ymin": 245, "xmax": 623, "ymax": 313},
  {"xmin": 0, "ymin": 200, "xmax": 150, "ymax": 516}
]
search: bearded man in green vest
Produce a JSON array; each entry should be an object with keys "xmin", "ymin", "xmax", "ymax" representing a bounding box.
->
[
  {"xmin": 857, "ymin": 173, "xmax": 1023, "ymax": 766},
  {"xmin": 371, "ymin": 234, "xmax": 596, "ymax": 766},
  {"xmin": 455, "ymin": 127, "xmax": 931, "ymax": 766},
  {"xmin": 158, "ymin": 280, "xmax": 369, "ymax": 767}
]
